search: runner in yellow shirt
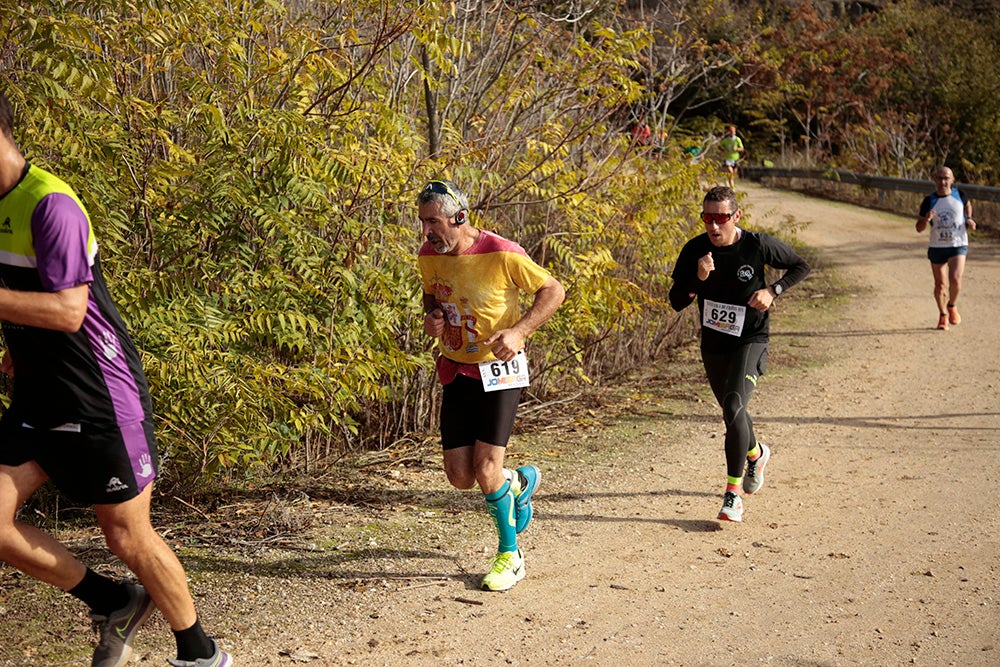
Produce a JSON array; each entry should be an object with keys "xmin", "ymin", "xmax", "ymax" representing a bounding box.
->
[{"xmin": 418, "ymin": 179, "xmax": 564, "ymax": 591}]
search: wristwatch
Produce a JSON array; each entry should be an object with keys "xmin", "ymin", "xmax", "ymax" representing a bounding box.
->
[{"xmin": 772, "ymin": 283, "xmax": 783, "ymax": 297}]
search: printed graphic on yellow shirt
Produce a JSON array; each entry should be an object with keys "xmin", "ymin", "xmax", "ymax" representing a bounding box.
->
[
  {"xmin": 418, "ymin": 230, "xmax": 553, "ymax": 365},
  {"xmin": 440, "ymin": 298, "xmax": 478, "ymax": 354}
]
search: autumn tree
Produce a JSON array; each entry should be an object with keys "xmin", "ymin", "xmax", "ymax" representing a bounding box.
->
[
  {"xmin": 738, "ymin": 2, "xmax": 905, "ymax": 166},
  {"xmin": 863, "ymin": 0, "xmax": 1000, "ymax": 181}
]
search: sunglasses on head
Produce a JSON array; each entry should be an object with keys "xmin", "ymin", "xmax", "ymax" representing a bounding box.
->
[
  {"xmin": 424, "ymin": 180, "xmax": 463, "ymax": 207},
  {"xmin": 701, "ymin": 211, "xmax": 735, "ymax": 225}
]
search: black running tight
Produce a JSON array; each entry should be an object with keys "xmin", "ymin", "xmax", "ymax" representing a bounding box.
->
[{"xmin": 701, "ymin": 343, "xmax": 768, "ymax": 479}]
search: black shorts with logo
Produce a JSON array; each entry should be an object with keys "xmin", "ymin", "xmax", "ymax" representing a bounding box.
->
[{"xmin": 0, "ymin": 418, "xmax": 159, "ymax": 504}]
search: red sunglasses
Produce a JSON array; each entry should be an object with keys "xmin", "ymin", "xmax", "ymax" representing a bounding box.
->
[{"xmin": 701, "ymin": 211, "xmax": 735, "ymax": 225}]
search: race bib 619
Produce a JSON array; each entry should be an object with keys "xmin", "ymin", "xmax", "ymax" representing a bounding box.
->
[{"xmin": 479, "ymin": 350, "xmax": 530, "ymax": 392}]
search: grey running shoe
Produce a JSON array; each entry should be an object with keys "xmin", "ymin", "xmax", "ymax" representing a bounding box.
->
[
  {"xmin": 167, "ymin": 638, "xmax": 233, "ymax": 667},
  {"xmin": 717, "ymin": 491, "xmax": 744, "ymax": 522},
  {"xmin": 90, "ymin": 583, "xmax": 154, "ymax": 667},
  {"xmin": 743, "ymin": 442, "xmax": 771, "ymax": 495}
]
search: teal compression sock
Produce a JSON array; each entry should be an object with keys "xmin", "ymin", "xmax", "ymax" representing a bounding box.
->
[{"xmin": 484, "ymin": 481, "xmax": 518, "ymax": 553}]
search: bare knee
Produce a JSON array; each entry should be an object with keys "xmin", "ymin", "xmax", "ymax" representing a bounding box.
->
[
  {"xmin": 101, "ymin": 524, "xmax": 136, "ymax": 560},
  {"xmin": 473, "ymin": 458, "xmax": 505, "ymax": 492},
  {"xmin": 0, "ymin": 464, "xmax": 48, "ymax": 556},
  {"xmin": 101, "ymin": 520, "xmax": 157, "ymax": 564},
  {"xmin": 445, "ymin": 468, "xmax": 476, "ymax": 490}
]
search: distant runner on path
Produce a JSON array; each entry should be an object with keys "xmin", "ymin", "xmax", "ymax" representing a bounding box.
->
[
  {"xmin": 668, "ymin": 186, "xmax": 810, "ymax": 523},
  {"xmin": 719, "ymin": 125, "xmax": 744, "ymax": 188},
  {"xmin": 915, "ymin": 166, "xmax": 976, "ymax": 330}
]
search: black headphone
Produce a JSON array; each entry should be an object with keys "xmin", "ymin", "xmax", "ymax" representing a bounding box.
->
[{"xmin": 454, "ymin": 210, "xmax": 467, "ymax": 225}]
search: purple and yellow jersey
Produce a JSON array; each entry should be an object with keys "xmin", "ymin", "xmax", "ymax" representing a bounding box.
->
[
  {"xmin": 419, "ymin": 229, "xmax": 552, "ymax": 365},
  {"xmin": 0, "ymin": 164, "xmax": 152, "ymax": 429}
]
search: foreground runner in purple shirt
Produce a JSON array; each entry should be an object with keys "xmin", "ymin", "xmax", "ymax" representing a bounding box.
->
[{"xmin": 0, "ymin": 90, "xmax": 232, "ymax": 667}]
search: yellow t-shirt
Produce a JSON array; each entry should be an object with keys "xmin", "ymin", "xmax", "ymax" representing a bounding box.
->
[{"xmin": 419, "ymin": 229, "xmax": 552, "ymax": 365}]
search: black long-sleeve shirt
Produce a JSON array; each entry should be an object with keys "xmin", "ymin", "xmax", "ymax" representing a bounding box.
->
[{"xmin": 669, "ymin": 230, "xmax": 810, "ymax": 352}]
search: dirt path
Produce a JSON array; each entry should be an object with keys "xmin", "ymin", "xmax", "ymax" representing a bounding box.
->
[{"xmin": 2, "ymin": 184, "xmax": 998, "ymax": 666}]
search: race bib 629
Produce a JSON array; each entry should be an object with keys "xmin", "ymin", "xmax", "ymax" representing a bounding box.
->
[{"xmin": 703, "ymin": 299, "xmax": 746, "ymax": 337}]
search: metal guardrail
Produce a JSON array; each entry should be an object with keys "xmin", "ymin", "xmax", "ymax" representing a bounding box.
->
[{"xmin": 741, "ymin": 165, "xmax": 1000, "ymax": 203}]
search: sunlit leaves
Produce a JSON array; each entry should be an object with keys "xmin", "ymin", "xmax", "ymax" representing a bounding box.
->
[{"xmin": 1, "ymin": 0, "xmax": 708, "ymax": 489}]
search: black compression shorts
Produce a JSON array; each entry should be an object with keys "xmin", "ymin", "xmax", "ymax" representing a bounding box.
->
[{"xmin": 440, "ymin": 374, "xmax": 522, "ymax": 450}]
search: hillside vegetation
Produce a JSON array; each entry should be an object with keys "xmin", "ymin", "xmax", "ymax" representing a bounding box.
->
[{"xmin": 0, "ymin": 0, "xmax": 993, "ymax": 491}]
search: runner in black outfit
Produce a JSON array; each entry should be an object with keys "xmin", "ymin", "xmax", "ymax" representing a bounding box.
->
[{"xmin": 669, "ymin": 186, "xmax": 810, "ymax": 522}]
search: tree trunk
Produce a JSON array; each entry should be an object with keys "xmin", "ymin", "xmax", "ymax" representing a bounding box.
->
[{"xmin": 421, "ymin": 46, "xmax": 439, "ymax": 158}]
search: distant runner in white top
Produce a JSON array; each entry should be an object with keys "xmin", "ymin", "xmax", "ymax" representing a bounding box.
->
[{"xmin": 915, "ymin": 166, "xmax": 976, "ymax": 330}]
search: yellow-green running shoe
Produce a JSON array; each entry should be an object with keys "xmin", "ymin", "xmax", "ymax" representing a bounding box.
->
[{"xmin": 480, "ymin": 549, "xmax": 525, "ymax": 591}]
